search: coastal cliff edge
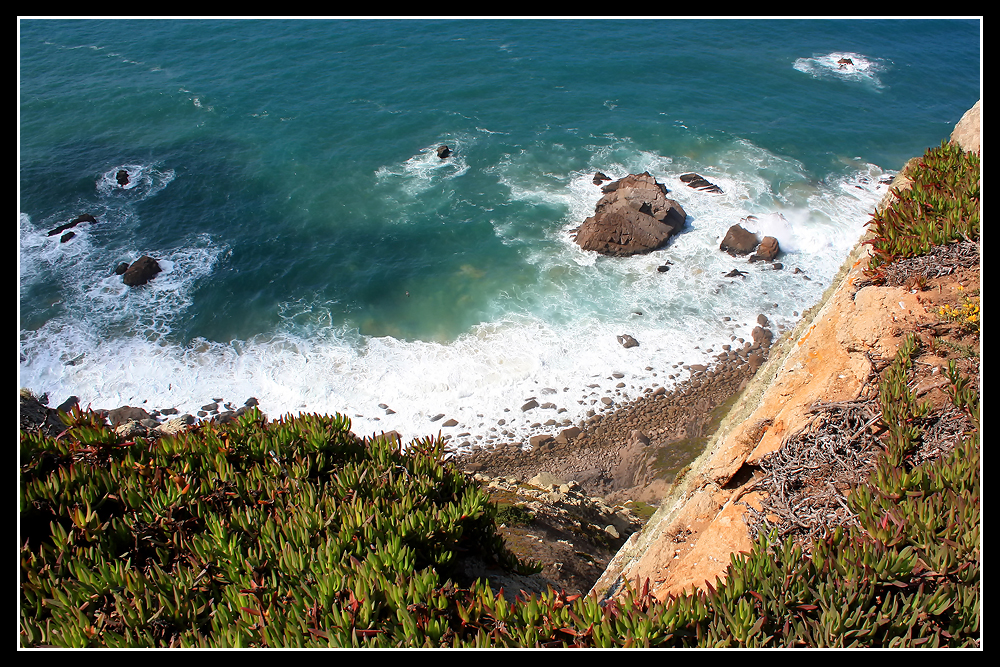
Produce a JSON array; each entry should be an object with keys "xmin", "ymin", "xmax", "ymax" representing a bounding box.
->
[{"xmin": 592, "ymin": 99, "xmax": 982, "ymax": 604}]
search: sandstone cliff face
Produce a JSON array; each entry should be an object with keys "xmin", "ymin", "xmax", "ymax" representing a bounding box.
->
[{"xmin": 592, "ymin": 100, "xmax": 981, "ymax": 603}]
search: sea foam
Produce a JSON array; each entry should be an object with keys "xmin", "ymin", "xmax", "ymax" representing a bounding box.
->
[{"xmin": 20, "ymin": 137, "xmax": 892, "ymax": 451}]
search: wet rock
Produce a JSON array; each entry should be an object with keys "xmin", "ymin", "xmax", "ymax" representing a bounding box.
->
[
  {"xmin": 437, "ymin": 145, "xmax": 451, "ymax": 159},
  {"xmin": 679, "ymin": 172, "xmax": 724, "ymax": 193},
  {"xmin": 117, "ymin": 170, "xmax": 130, "ymax": 186},
  {"xmin": 720, "ymin": 224, "xmax": 759, "ymax": 256},
  {"xmin": 750, "ymin": 236, "xmax": 780, "ymax": 262},
  {"xmin": 47, "ymin": 213, "xmax": 97, "ymax": 237},
  {"xmin": 122, "ymin": 255, "xmax": 162, "ymax": 287},
  {"xmin": 617, "ymin": 334, "xmax": 639, "ymax": 348},
  {"xmin": 573, "ymin": 172, "xmax": 687, "ymax": 257}
]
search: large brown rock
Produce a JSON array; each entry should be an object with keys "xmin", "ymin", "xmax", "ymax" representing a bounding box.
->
[
  {"xmin": 750, "ymin": 235, "xmax": 780, "ymax": 261},
  {"xmin": 122, "ymin": 255, "xmax": 162, "ymax": 287},
  {"xmin": 720, "ymin": 224, "xmax": 759, "ymax": 256},
  {"xmin": 573, "ymin": 173, "xmax": 687, "ymax": 257}
]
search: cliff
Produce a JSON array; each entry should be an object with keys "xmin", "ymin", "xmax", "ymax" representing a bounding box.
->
[{"xmin": 592, "ymin": 99, "xmax": 982, "ymax": 603}]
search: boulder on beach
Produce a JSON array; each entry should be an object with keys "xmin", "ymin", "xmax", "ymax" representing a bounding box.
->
[
  {"xmin": 573, "ymin": 172, "xmax": 687, "ymax": 257},
  {"xmin": 122, "ymin": 255, "xmax": 162, "ymax": 287},
  {"xmin": 108, "ymin": 406, "xmax": 151, "ymax": 427}
]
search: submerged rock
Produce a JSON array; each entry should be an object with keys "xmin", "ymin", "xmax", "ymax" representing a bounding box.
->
[{"xmin": 47, "ymin": 213, "xmax": 98, "ymax": 237}]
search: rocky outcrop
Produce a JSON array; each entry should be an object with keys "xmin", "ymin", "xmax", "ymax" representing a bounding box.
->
[
  {"xmin": 592, "ymin": 103, "xmax": 981, "ymax": 603},
  {"xmin": 437, "ymin": 145, "xmax": 452, "ymax": 159},
  {"xmin": 117, "ymin": 169, "xmax": 130, "ymax": 186},
  {"xmin": 750, "ymin": 235, "xmax": 780, "ymax": 262},
  {"xmin": 573, "ymin": 172, "xmax": 687, "ymax": 257},
  {"xmin": 122, "ymin": 255, "xmax": 161, "ymax": 287}
]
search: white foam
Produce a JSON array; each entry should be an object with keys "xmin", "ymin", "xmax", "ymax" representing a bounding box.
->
[
  {"xmin": 96, "ymin": 163, "xmax": 176, "ymax": 199},
  {"xmin": 793, "ymin": 52, "xmax": 889, "ymax": 88},
  {"xmin": 20, "ymin": 136, "xmax": 893, "ymax": 453},
  {"xmin": 374, "ymin": 140, "xmax": 471, "ymax": 200}
]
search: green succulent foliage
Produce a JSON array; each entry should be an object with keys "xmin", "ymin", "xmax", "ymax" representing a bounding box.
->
[
  {"xmin": 865, "ymin": 141, "xmax": 979, "ymax": 280},
  {"xmin": 20, "ymin": 409, "xmax": 541, "ymax": 648}
]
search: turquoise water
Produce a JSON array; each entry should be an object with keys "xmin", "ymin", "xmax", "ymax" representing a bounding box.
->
[{"xmin": 19, "ymin": 19, "xmax": 981, "ymax": 446}]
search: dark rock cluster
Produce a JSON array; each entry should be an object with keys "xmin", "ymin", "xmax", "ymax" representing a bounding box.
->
[
  {"xmin": 720, "ymin": 216, "xmax": 781, "ymax": 262},
  {"xmin": 19, "ymin": 390, "xmax": 263, "ymax": 441}
]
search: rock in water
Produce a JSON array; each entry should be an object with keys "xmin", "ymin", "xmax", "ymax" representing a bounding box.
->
[
  {"xmin": 437, "ymin": 145, "xmax": 452, "ymax": 159},
  {"xmin": 116, "ymin": 169, "xmax": 130, "ymax": 186},
  {"xmin": 573, "ymin": 172, "xmax": 687, "ymax": 256},
  {"xmin": 617, "ymin": 334, "xmax": 639, "ymax": 349},
  {"xmin": 122, "ymin": 255, "xmax": 162, "ymax": 286},
  {"xmin": 47, "ymin": 213, "xmax": 98, "ymax": 237},
  {"xmin": 750, "ymin": 236, "xmax": 780, "ymax": 262},
  {"xmin": 720, "ymin": 224, "xmax": 759, "ymax": 256},
  {"xmin": 679, "ymin": 172, "xmax": 724, "ymax": 193}
]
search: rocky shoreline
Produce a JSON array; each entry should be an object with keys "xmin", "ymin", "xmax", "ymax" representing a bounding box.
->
[{"xmin": 453, "ymin": 316, "xmax": 776, "ymax": 505}]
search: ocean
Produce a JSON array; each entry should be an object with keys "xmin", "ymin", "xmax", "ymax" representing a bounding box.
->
[{"xmin": 18, "ymin": 18, "xmax": 981, "ymax": 449}]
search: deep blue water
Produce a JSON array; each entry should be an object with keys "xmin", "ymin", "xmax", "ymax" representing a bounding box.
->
[{"xmin": 18, "ymin": 18, "xmax": 981, "ymax": 446}]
